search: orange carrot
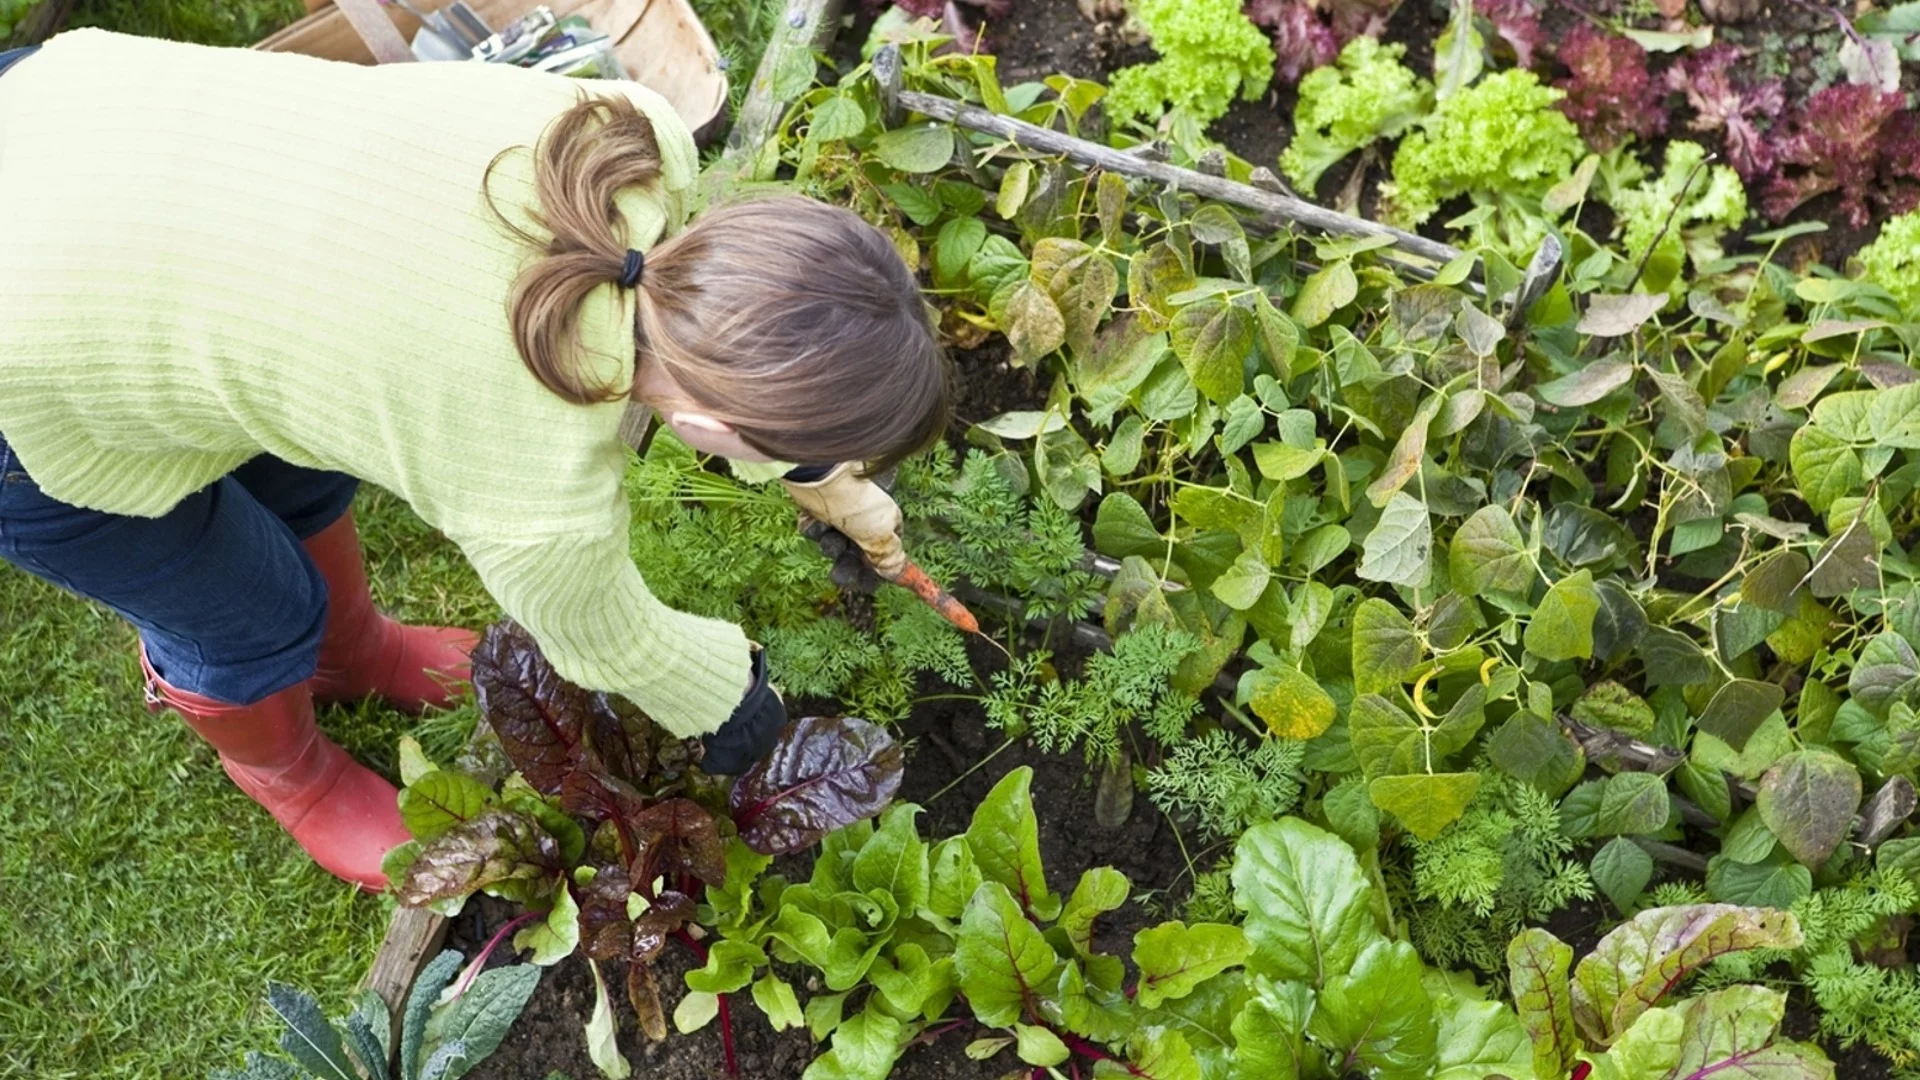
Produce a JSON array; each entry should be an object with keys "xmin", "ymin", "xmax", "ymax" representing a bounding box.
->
[{"xmin": 889, "ymin": 560, "xmax": 981, "ymax": 635}]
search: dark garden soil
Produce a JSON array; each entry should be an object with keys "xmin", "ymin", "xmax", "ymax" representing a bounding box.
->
[{"xmin": 455, "ymin": 657, "xmax": 1198, "ymax": 1080}]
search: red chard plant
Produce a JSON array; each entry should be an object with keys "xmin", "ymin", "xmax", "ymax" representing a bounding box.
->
[{"xmin": 383, "ymin": 620, "xmax": 903, "ymax": 1058}]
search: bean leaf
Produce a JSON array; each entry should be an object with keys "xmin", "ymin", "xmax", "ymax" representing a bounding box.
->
[
  {"xmin": 1697, "ymin": 680, "xmax": 1786, "ymax": 753},
  {"xmin": 1369, "ymin": 772, "xmax": 1481, "ymax": 840},
  {"xmin": 1246, "ymin": 664, "xmax": 1337, "ymax": 740},
  {"xmin": 1524, "ymin": 571, "xmax": 1601, "ymax": 662},
  {"xmin": 1450, "ymin": 505, "xmax": 1534, "ymax": 594},
  {"xmin": 1358, "ymin": 493, "xmax": 1433, "ymax": 587},
  {"xmin": 1756, "ymin": 749, "xmax": 1862, "ymax": 867}
]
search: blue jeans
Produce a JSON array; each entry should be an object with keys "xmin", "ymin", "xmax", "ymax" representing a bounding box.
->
[
  {"xmin": 0, "ymin": 431, "xmax": 359, "ymax": 703},
  {"xmin": 0, "ymin": 45, "xmax": 38, "ymax": 77}
]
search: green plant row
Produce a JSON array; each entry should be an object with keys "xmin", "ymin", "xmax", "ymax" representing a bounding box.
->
[{"xmin": 703, "ymin": 24, "xmax": 1920, "ymax": 1067}]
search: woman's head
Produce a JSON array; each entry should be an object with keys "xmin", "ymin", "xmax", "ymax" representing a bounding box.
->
[{"xmin": 494, "ymin": 96, "xmax": 949, "ymax": 474}]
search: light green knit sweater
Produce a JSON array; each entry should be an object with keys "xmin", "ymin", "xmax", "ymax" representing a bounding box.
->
[{"xmin": 0, "ymin": 29, "xmax": 751, "ymax": 736}]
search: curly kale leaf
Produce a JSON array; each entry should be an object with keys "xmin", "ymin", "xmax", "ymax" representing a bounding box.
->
[
  {"xmin": 1858, "ymin": 210, "xmax": 1920, "ymax": 315},
  {"xmin": 1106, "ymin": 0, "xmax": 1274, "ymax": 128},
  {"xmin": 1600, "ymin": 141, "xmax": 1747, "ymax": 288},
  {"xmin": 1384, "ymin": 69, "xmax": 1584, "ymax": 251},
  {"xmin": 1281, "ymin": 37, "xmax": 1432, "ymax": 193}
]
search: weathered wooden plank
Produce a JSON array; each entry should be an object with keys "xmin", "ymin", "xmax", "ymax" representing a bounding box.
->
[{"xmin": 363, "ymin": 904, "xmax": 450, "ymax": 1049}]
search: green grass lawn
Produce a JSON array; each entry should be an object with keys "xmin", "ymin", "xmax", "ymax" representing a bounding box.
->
[
  {"xmin": 68, "ymin": 0, "xmax": 306, "ymax": 47},
  {"xmin": 0, "ymin": 490, "xmax": 494, "ymax": 1080}
]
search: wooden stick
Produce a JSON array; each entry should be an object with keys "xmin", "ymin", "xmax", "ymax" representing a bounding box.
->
[
  {"xmin": 1559, "ymin": 713, "xmax": 1916, "ymax": 848},
  {"xmin": 889, "ymin": 85, "xmax": 1466, "ymax": 267}
]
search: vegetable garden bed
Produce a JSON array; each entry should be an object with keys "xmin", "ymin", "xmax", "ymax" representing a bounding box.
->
[{"xmin": 236, "ymin": 1, "xmax": 1920, "ymax": 1079}]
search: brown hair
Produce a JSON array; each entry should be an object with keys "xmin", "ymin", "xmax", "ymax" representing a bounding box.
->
[{"xmin": 488, "ymin": 95, "xmax": 949, "ymax": 473}]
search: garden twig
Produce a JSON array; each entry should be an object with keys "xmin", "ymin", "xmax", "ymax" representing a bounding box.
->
[
  {"xmin": 879, "ymin": 60, "xmax": 1466, "ymax": 268},
  {"xmin": 1624, "ymin": 152, "xmax": 1714, "ymax": 294}
]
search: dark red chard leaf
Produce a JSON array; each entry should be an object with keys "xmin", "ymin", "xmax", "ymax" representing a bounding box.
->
[
  {"xmin": 628, "ymin": 962, "xmax": 668, "ymax": 1042},
  {"xmin": 576, "ymin": 864, "xmax": 635, "ymax": 962},
  {"xmin": 1479, "ymin": 0, "xmax": 1545, "ymax": 68},
  {"xmin": 1763, "ymin": 84, "xmax": 1919, "ymax": 226},
  {"xmin": 398, "ymin": 808, "xmax": 565, "ymax": 907},
  {"xmin": 581, "ymin": 695, "xmax": 663, "ymax": 791},
  {"xmin": 471, "ymin": 621, "xmax": 599, "ymax": 794},
  {"xmin": 631, "ymin": 890, "xmax": 696, "ymax": 964},
  {"xmin": 729, "ymin": 717, "xmax": 905, "ymax": 856},
  {"xmin": 561, "ymin": 764, "xmax": 652, "ymax": 863},
  {"xmin": 1554, "ymin": 23, "xmax": 1666, "ymax": 152},
  {"xmin": 1668, "ymin": 45, "xmax": 1785, "ymax": 181},
  {"xmin": 626, "ymin": 798, "xmax": 728, "ymax": 887},
  {"xmin": 1571, "ymin": 1063, "xmax": 1593, "ymax": 1080}
]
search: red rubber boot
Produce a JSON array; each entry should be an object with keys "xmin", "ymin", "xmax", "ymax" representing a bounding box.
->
[
  {"xmin": 143, "ymin": 654, "xmax": 408, "ymax": 892},
  {"xmin": 302, "ymin": 512, "xmax": 477, "ymax": 713}
]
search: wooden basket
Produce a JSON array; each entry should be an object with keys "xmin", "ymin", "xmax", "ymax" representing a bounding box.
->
[{"xmin": 258, "ymin": 0, "xmax": 731, "ymax": 142}]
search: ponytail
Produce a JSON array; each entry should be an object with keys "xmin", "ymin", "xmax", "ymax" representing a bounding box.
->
[{"xmin": 486, "ymin": 94, "xmax": 662, "ymax": 405}]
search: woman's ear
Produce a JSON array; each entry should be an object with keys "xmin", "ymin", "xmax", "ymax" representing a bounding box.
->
[{"xmin": 664, "ymin": 411, "xmax": 736, "ymax": 436}]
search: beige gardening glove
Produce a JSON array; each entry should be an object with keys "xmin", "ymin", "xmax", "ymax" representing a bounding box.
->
[{"xmin": 781, "ymin": 463, "xmax": 909, "ymax": 583}]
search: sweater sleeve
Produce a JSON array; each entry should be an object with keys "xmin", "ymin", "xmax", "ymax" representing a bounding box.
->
[{"xmin": 454, "ymin": 525, "xmax": 752, "ymax": 738}]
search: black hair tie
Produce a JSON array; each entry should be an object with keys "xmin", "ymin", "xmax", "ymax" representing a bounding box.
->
[{"xmin": 617, "ymin": 249, "xmax": 645, "ymax": 289}]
